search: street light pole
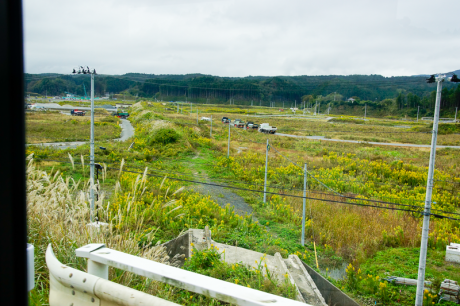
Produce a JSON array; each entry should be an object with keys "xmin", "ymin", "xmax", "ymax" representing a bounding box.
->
[
  {"xmin": 90, "ymin": 72, "xmax": 95, "ymax": 222},
  {"xmin": 72, "ymin": 66, "xmax": 97, "ymax": 223}
]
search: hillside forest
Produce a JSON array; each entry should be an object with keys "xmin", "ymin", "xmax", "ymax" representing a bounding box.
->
[{"xmin": 25, "ymin": 73, "xmax": 460, "ymax": 117}]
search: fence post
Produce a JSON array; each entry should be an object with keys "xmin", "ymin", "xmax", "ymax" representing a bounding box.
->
[
  {"xmin": 263, "ymin": 139, "xmax": 269, "ymax": 204},
  {"xmin": 210, "ymin": 115, "xmax": 212, "ymax": 137},
  {"xmin": 227, "ymin": 122, "xmax": 231, "ymax": 158},
  {"xmin": 301, "ymin": 163, "xmax": 307, "ymax": 246}
]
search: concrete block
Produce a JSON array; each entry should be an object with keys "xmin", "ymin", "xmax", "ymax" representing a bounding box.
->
[{"xmin": 446, "ymin": 243, "xmax": 460, "ymax": 264}]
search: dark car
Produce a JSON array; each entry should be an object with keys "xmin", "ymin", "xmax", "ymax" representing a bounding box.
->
[
  {"xmin": 222, "ymin": 117, "xmax": 230, "ymax": 123},
  {"xmin": 246, "ymin": 122, "xmax": 259, "ymax": 130}
]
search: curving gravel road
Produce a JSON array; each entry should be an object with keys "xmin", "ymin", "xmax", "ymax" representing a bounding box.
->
[
  {"xmin": 275, "ymin": 133, "xmax": 460, "ymax": 149},
  {"xmin": 27, "ymin": 119, "xmax": 134, "ymax": 149}
]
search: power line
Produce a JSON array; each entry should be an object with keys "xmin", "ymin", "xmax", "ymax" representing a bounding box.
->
[
  {"xmin": 35, "ymin": 158, "xmax": 460, "ymax": 216},
  {"xmin": 104, "ymin": 166, "xmax": 459, "ymax": 221}
]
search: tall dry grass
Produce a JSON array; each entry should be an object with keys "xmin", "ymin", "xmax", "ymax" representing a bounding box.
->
[
  {"xmin": 285, "ymin": 192, "xmax": 421, "ymax": 263},
  {"xmin": 26, "ymin": 155, "xmax": 180, "ymax": 304}
]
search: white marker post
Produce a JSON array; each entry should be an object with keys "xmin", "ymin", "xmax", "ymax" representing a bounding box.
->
[
  {"xmin": 301, "ymin": 163, "xmax": 307, "ymax": 246},
  {"xmin": 263, "ymin": 139, "xmax": 269, "ymax": 204},
  {"xmin": 227, "ymin": 123, "xmax": 231, "ymax": 158}
]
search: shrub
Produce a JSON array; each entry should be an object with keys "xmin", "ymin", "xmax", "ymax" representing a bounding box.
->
[{"xmin": 150, "ymin": 128, "xmax": 180, "ymax": 145}]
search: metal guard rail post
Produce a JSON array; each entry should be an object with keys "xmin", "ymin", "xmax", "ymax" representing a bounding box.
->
[
  {"xmin": 75, "ymin": 243, "xmax": 310, "ymax": 306},
  {"xmin": 46, "ymin": 244, "xmax": 179, "ymax": 306}
]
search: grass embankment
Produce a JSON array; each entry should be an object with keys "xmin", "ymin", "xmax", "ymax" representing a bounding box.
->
[
  {"xmin": 27, "ymin": 101, "xmax": 460, "ymax": 305},
  {"xmin": 26, "ymin": 111, "xmax": 121, "ymax": 143}
]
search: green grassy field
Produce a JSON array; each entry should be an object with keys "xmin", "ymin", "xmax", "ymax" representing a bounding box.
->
[{"xmin": 26, "ymin": 111, "xmax": 121, "ymax": 143}]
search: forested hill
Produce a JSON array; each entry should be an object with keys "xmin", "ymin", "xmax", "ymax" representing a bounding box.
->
[{"xmin": 25, "ymin": 72, "xmax": 460, "ymax": 114}]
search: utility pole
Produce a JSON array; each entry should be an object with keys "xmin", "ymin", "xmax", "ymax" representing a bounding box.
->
[
  {"xmin": 301, "ymin": 163, "xmax": 307, "ymax": 246},
  {"xmin": 72, "ymin": 66, "xmax": 97, "ymax": 223},
  {"xmin": 210, "ymin": 115, "xmax": 212, "ymax": 137},
  {"xmin": 415, "ymin": 74, "xmax": 445, "ymax": 306},
  {"xmin": 251, "ymin": 100, "xmax": 253, "ymax": 106},
  {"xmin": 417, "ymin": 106, "xmax": 420, "ymax": 122},
  {"xmin": 196, "ymin": 109, "xmax": 199, "ymax": 125},
  {"xmin": 455, "ymin": 107, "xmax": 458, "ymax": 123},
  {"xmin": 364, "ymin": 103, "xmax": 367, "ymax": 119},
  {"xmin": 263, "ymin": 139, "xmax": 269, "ymax": 204},
  {"xmin": 227, "ymin": 123, "xmax": 231, "ymax": 158}
]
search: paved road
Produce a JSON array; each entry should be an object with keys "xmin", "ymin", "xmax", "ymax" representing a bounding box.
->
[
  {"xmin": 275, "ymin": 133, "xmax": 460, "ymax": 149},
  {"xmin": 27, "ymin": 119, "xmax": 134, "ymax": 150},
  {"xmin": 117, "ymin": 119, "xmax": 134, "ymax": 141}
]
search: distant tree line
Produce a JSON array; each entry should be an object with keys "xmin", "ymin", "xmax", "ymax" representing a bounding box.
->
[{"xmin": 25, "ymin": 73, "xmax": 460, "ymax": 112}]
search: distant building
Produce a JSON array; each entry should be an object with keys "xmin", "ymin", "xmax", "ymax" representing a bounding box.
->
[
  {"xmin": 347, "ymin": 98, "xmax": 356, "ymax": 103},
  {"xmin": 116, "ymin": 103, "xmax": 132, "ymax": 108}
]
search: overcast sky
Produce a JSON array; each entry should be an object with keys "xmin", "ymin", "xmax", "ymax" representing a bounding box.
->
[{"xmin": 24, "ymin": 0, "xmax": 460, "ymax": 77}]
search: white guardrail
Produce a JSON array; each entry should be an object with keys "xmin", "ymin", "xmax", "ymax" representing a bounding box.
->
[{"xmin": 47, "ymin": 243, "xmax": 310, "ymax": 306}]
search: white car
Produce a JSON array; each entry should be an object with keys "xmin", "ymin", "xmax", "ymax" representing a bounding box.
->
[
  {"xmin": 258, "ymin": 123, "xmax": 277, "ymax": 134},
  {"xmin": 200, "ymin": 117, "xmax": 211, "ymax": 121},
  {"xmin": 30, "ymin": 105, "xmax": 46, "ymax": 111}
]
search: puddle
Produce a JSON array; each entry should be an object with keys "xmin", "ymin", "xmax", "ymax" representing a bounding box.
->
[{"xmin": 320, "ymin": 262, "xmax": 348, "ymax": 281}]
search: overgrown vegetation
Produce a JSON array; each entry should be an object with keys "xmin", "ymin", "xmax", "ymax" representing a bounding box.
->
[{"xmin": 27, "ymin": 101, "xmax": 460, "ymax": 305}]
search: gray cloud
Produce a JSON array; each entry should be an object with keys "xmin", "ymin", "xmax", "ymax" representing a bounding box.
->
[{"xmin": 24, "ymin": 0, "xmax": 460, "ymax": 76}]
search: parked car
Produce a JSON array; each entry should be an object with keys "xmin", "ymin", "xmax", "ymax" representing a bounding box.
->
[
  {"xmin": 200, "ymin": 117, "xmax": 211, "ymax": 121},
  {"xmin": 222, "ymin": 117, "xmax": 230, "ymax": 123},
  {"xmin": 71, "ymin": 109, "xmax": 85, "ymax": 116},
  {"xmin": 233, "ymin": 119, "xmax": 245, "ymax": 128},
  {"xmin": 113, "ymin": 111, "xmax": 129, "ymax": 119},
  {"xmin": 30, "ymin": 105, "xmax": 46, "ymax": 111},
  {"xmin": 258, "ymin": 123, "xmax": 277, "ymax": 134},
  {"xmin": 245, "ymin": 122, "xmax": 259, "ymax": 130}
]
